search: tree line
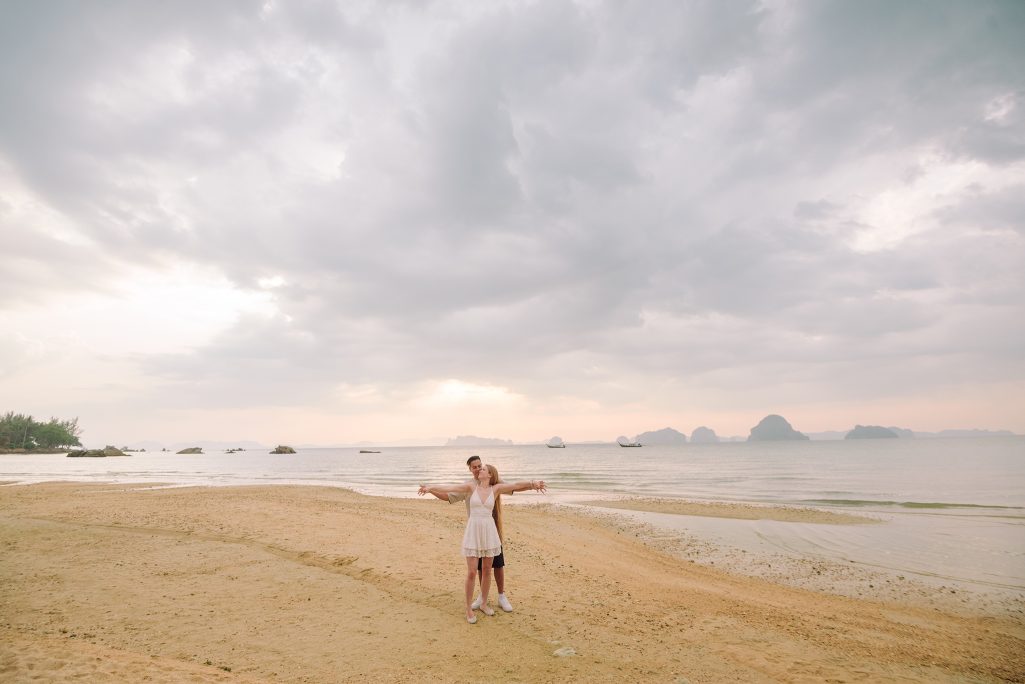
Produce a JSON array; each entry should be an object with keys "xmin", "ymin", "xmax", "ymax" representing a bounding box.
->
[{"xmin": 0, "ymin": 412, "xmax": 83, "ymax": 450}]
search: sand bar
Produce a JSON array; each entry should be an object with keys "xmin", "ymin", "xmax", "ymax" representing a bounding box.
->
[
  {"xmin": 577, "ymin": 497, "xmax": 878, "ymax": 524},
  {"xmin": 1, "ymin": 483, "xmax": 1023, "ymax": 682}
]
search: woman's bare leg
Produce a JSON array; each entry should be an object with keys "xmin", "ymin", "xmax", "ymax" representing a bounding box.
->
[
  {"xmin": 464, "ymin": 557, "xmax": 478, "ymax": 619},
  {"xmin": 480, "ymin": 557, "xmax": 494, "ymax": 614}
]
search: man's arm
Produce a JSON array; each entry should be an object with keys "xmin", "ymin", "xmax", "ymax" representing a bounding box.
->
[
  {"xmin": 418, "ymin": 483, "xmax": 472, "ymax": 499},
  {"xmin": 424, "ymin": 488, "xmax": 467, "ymax": 503},
  {"xmin": 446, "ymin": 489, "xmax": 469, "ymax": 504}
]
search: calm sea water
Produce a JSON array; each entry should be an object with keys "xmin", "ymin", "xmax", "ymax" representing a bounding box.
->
[
  {"xmin": 3, "ymin": 437, "xmax": 1023, "ymax": 593},
  {"xmin": 2, "ymin": 436, "xmax": 1022, "ymax": 507}
]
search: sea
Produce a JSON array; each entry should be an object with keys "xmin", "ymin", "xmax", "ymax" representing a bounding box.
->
[{"xmin": 3, "ymin": 436, "xmax": 1023, "ymax": 596}]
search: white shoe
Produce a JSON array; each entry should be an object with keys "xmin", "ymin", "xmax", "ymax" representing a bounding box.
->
[
  {"xmin": 498, "ymin": 593, "xmax": 513, "ymax": 612},
  {"xmin": 470, "ymin": 595, "xmax": 482, "ymax": 610}
]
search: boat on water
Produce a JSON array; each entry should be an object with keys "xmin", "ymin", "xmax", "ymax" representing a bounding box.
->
[
  {"xmin": 359, "ymin": 449, "xmax": 381, "ymax": 453},
  {"xmin": 546, "ymin": 443, "xmax": 566, "ymax": 448},
  {"xmin": 616, "ymin": 436, "xmax": 643, "ymax": 448},
  {"xmin": 546, "ymin": 436, "xmax": 566, "ymax": 448}
]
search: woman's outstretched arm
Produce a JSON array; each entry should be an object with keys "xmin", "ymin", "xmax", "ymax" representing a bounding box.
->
[{"xmin": 493, "ymin": 480, "xmax": 546, "ymax": 495}]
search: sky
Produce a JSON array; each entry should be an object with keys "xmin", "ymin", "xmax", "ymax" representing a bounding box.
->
[{"xmin": 1, "ymin": 0, "xmax": 1024, "ymax": 447}]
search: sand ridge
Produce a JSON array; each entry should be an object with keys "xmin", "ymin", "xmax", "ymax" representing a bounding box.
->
[
  {"xmin": 1, "ymin": 483, "xmax": 1023, "ymax": 682},
  {"xmin": 576, "ymin": 497, "xmax": 879, "ymax": 524}
]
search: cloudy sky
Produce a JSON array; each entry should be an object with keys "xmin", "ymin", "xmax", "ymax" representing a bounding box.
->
[{"xmin": 2, "ymin": 0, "xmax": 1023, "ymax": 446}]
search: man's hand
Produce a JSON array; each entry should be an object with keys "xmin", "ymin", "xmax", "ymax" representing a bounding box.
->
[{"xmin": 418, "ymin": 484, "xmax": 430, "ymax": 496}]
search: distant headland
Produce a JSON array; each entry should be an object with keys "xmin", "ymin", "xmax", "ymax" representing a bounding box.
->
[{"xmin": 2, "ymin": 409, "xmax": 1019, "ymax": 454}]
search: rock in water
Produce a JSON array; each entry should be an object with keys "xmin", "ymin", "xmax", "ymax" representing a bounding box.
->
[
  {"xmin": 690, "ymin": 426, "xmax": 720, "ymax": 443},
  {"xmin": 845, "ymin": 425, "xmax": 899, "ymax": 439},
  {"xmin": 747, "ymin": 415, "xmax": 809, "ymax": 441},
  {"xmin": 634, "ymin": 427, "xmax": 688, "ymax": 445},
  {"xmin": 67, "ymin": 446, "xmax": 128, "ymax": 458}
]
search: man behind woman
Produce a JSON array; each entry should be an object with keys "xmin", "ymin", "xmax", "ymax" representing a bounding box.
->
[
  {"xmin": 419, "ymin": 462, "xmax": 546, "ymax": 623},
  {"xmin": 426, "ymin": 455, "xmax": 513, "ymax": 611}
]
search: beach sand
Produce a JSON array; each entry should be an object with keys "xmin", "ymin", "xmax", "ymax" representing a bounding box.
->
[{"xmin": 1, "ymin": 483, "xmax": 1023, "ymax": 682}]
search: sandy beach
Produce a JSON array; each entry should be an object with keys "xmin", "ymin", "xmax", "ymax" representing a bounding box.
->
[{"xmin": 2, "ymin": 483, "xmax": 1023, "ymax": 682}]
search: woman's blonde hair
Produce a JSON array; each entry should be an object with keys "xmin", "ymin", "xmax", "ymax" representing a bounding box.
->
[{"xmin": 486, "ymin": 463, "xmax": 504, "ymax": 542}]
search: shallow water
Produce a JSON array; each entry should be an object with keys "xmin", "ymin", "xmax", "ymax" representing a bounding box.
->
[{"xmin": 603, "ymin": 504, "xmax": 1025, "ymax": 594}]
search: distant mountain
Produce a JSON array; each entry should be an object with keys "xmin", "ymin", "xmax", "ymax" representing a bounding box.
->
[
  {"xmin": 689, "ymin": 426, "xmax": 719, "ymax": 443},
  {"xmin": 445, "ymin": 435, "xmax": 514, "ymax": 446},
  {"xmin": 845, "ymin": 425, "xmax": 899, "ymax": 439},
  {"xmin": 887, "ymin": 427, "xmax": 915, "ymax": 438},
  {"xmin": 747, "ymin": 415, "xmax": 809, "ymax": 442},
  {"xmin": 635, "ymin": 427, "xmax": 687, "ymax": 445}
]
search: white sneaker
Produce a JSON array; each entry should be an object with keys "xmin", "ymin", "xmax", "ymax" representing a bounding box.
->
[
  {"xmin": 470, "ymin": 595, "xmax": 482, "ymax": 610},
  {"xmin": 498, "ymin": 593, "xmax": 513, "ymax": 612}
]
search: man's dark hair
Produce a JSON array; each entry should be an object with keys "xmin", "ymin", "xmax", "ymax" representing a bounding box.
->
[{"xmin": 466, "ymin": 455, "xmax": 481, "ymax": 466}]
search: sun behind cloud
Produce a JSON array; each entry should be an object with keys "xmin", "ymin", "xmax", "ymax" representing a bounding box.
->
[{"xmin": 422, "ymin": 379, "xmax": 525, "ymax": 408}]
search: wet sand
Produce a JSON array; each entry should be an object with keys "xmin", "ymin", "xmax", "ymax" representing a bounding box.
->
[
  {"xmin": 577, "ymin": 497, "xmax": 880, "ymax": 524},
  {"xmin": 1, "ymin": 483, "xmax": 1023, "ymax": 682}
]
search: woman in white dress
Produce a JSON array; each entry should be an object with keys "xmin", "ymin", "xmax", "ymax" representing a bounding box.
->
[{"xmin": 419, "ymin": 464, "xmax": 546, "ymax": 623}]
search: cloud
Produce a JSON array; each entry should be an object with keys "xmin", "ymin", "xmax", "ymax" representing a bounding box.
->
[{"xmin": 1, "ymin": 0, "xmax": 1023, "ymax": 441}]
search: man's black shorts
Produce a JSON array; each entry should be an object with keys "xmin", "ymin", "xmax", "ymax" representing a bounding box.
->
[{"xmin": 478, "ymin": 550, "xmax": 505, "ymax": 571}]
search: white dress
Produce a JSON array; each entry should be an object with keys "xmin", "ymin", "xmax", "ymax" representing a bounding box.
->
[{"xmin": 461, "ymin": 487, "xmax": 502, "ymax": 558}]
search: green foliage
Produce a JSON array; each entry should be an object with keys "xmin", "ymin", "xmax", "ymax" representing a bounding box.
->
[{"xmin": 0, "ymin": 412, "xmax": 83, "ymax": 450}]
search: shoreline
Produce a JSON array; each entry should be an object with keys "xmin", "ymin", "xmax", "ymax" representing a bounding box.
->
[
  {"xmin": 2, "ymin": 482, "xmax": 1023, "ymax": 682},
  {"xmin": 0, "ymin": 449, "xmax": 70, "ymax": 455},
  {"xmin": 3, "ymin": 479, "xmax": 1022, "ymax": 611}
]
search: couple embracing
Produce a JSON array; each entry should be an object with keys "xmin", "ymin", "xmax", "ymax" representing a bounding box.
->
[{"xmin": 418, "ymin": 455, "xmax": 547, "ymax": 623}]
